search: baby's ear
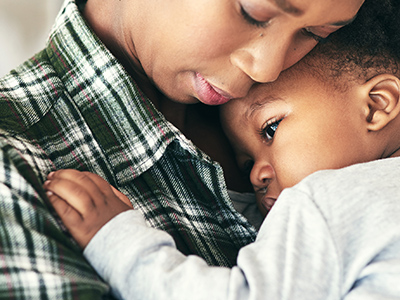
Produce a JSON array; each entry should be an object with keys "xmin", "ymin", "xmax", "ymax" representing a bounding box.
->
[{"xmin": 362, "ymin": 74, "xmax": 400, "ymax": 131}]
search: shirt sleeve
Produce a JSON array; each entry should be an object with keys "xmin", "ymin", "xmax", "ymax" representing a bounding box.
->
[{"xmin": 84, "ymin": 188, "xmax": 342, "ymax": 300}]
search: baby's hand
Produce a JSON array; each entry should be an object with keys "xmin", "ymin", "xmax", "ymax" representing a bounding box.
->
[{"xmin": 43, "ymin": 169, "xmax": 133, "ymax": 249}]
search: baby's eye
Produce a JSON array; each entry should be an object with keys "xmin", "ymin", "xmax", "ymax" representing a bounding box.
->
[{"xmin": 259, "ymin": 118, "xmax": 282, "ymax": 141}]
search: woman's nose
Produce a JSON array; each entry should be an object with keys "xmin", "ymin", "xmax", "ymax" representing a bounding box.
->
[
  {"xmin": 249, "ymin": 161, "xmax": 275, "ymax": 188},
  {"xmin": 230, "ymin": 35, "xmax": 290, "ymax": 83}
]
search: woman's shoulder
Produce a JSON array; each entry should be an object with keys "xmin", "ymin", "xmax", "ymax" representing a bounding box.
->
[{"xmin": 0, "ymin": 49, "xmax": 60, "ymax": 135}]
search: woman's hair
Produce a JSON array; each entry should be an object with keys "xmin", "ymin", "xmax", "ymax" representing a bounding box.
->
[{"xmin": 305, "ymin": 0, "xmax": 400, "ymax": 81}]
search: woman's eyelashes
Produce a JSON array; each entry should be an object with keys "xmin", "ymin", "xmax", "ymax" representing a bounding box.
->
[
  {"xmin": 240, "ymin": 6, "xmax": 329, "ymax": 43},
  {"xmin": 240, "ymin": 5, "xmax": 270, "ymax": 28},
  {"xmin": 259, "ymin": 117, "xmax": 282, "ymax": 141}
]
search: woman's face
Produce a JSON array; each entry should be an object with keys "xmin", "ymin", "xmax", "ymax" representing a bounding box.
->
[{"xmin": 125, "ymin": 0, "xmax": 363, "ymax": 105}]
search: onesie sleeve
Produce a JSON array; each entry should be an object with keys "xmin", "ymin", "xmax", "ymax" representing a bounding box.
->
[{"xmin": 84, "ymin": 189, "xmax": 342, "ymax": 300}]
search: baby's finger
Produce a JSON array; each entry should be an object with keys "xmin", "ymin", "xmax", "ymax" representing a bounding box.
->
[
  {"xmin": 81, "ymin": 172, "xmax": 133, "ymax": 210},
  {"xmin": 46, "ymin": 190, "xmax": 93, "ymax": 249},
  {"xmin": 44, "ymin": 177, "xmax": 99, "ymax": 215},
  {"xmin": 47, "ymin": 170, "xmax": 107, "ymax": 208},
  {"xmin": 46, "ymin": 190, "xmax": 83, "ymax": 228},
  {"xmin": 81, "ymin": 171, "xmax": 116, "ymax": 200}
]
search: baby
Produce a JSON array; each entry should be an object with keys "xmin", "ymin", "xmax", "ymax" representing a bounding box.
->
[
  {"xmin": 221, "ymin": 49, "xmax": 400, "ymax": 216},
  {"xmin": 42, "ymin": 36, "xmax": 400, "ymax": 299}
]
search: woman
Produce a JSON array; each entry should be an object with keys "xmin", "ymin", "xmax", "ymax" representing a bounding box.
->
[{"xmin": 0, "ymin": 0, "xmax": 363, "ymax": 298}]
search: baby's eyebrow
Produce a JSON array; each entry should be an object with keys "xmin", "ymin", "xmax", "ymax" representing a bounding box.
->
[{"xmin": 245, "ymin": 96, "xmax": 283, "ymax": 120}]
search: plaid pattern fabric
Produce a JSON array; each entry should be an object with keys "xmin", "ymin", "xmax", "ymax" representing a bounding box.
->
[{"xmin": 0, "ymin": 0, "xmax": 257, "ymax": 298}]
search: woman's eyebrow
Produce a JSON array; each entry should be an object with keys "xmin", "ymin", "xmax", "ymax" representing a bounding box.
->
[
  {"xmin": 273, "ymin": 0, "xmax": 358, "ymax": 27},
  {"xmin": 273, "ymin": 0, "xmax": 303, "ymax": 16}
]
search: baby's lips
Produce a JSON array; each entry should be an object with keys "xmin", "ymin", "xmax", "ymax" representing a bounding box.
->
[{"xmin": 261, "ymin": 196, "xmax": 277, "ymax": 211}]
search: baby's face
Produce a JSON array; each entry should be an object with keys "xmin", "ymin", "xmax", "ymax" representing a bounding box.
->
[{"xmin": 221, "ymin": 66, "xmax": 368, "ymax": 216}]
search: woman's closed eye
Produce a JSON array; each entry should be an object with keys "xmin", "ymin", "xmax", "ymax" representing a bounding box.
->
[
  {"xmin": 259, "ymin": 117, "xmax": 282, "ymax": 141},
  {"xmin": 240, "ymin": 6, "xmax": 270, "ymax": 28},
  {"xmin": 301, "ymin": 28, "xmax": 330, "ymax": 43}
]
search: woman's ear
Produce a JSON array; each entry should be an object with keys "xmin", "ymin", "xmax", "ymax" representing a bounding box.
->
[{"xmin": 362, "ymin": 74, "xmax": 400, "ymax": 131}]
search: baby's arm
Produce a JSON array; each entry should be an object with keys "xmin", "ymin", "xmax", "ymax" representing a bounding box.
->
[
  {"xmin": 43, "ymin": 170, "xmax": 342, "ymax": 300},
  {"xmin": 43, "ymin": 169, "xmax": 133, "ymax": 248}
]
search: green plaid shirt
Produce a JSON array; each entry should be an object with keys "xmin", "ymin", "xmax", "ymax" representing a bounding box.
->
[{"xmin": 0, "ymin": 0, "xmax": 256, "ymax": 298}]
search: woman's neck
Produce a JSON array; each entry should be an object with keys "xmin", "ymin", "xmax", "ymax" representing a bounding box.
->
[{"xmin": 155, "ymin": 94, "xmax": 188, "ymax": 131}]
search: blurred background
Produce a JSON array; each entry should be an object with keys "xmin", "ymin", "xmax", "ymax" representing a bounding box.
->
[{"xmin": 0, "ymin": 0, "xmax": 63, "ymax": 77}]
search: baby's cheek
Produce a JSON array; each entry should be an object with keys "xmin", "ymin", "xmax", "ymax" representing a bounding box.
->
[
  {"xmin": 277, "ymin": 153, "xmax": 320, "ymax": 189},
  {"xmin": 255, "ymin": 194, "xmax": 269, "ymax": 217}
]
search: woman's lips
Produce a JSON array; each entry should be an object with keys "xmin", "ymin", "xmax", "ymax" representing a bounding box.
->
[{"xmin": 194, "ymin": 72, "xmax": 232, "ymax": 105}]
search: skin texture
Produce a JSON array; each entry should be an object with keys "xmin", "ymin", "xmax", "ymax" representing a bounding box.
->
[
  {"xmin": 84, "ymin": 0, "xmax": 364, "ymax": 106},
  {"xmin": 82, "ymin": 0, "xmax": 364, "ymax": 192},
  {"xmin": 220, "ymin": 61, "xmax": 400, "ymax": 216},
  {"xmin": 44, "ymin": 170, "xmax": 132, "ymax": 248}
]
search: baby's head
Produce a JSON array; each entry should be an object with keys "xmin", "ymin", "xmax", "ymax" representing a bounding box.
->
[{"xmin": 221, "ymin": 0, "xmax": 400, "ymax": 215}]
